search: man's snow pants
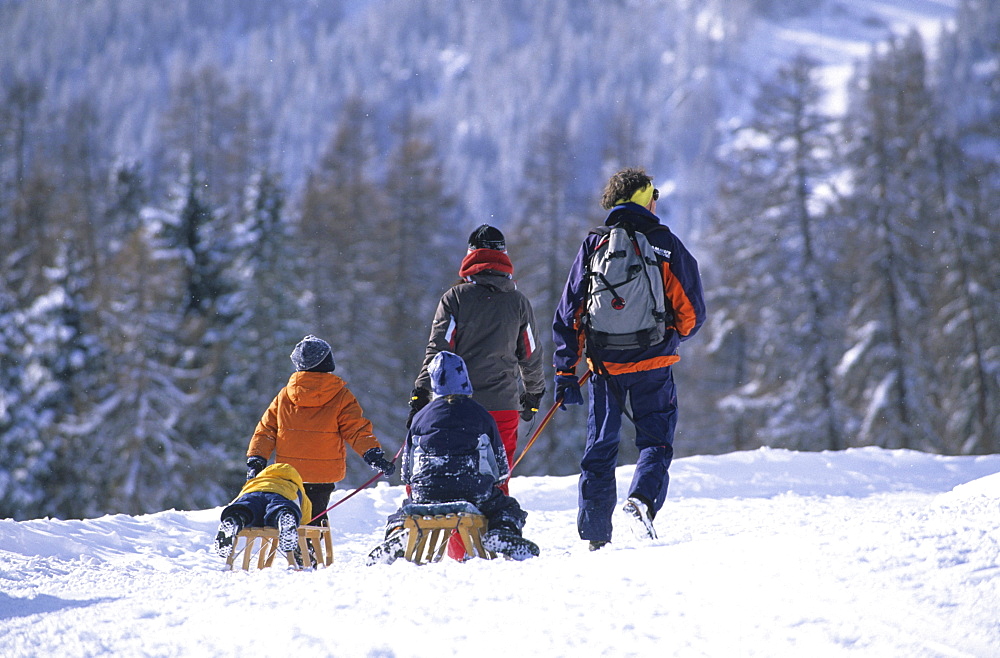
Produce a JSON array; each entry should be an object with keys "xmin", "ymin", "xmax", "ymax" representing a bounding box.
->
[{"xmin": 578, "ymin": 366, "xmax": 677, "ymax": 542}]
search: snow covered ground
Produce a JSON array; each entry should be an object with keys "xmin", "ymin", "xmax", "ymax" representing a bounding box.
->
[{"xmin": 2, "ymin": 447, "xmax": 998, "ymax": 657}]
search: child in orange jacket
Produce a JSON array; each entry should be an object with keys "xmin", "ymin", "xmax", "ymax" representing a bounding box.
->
[{"xmin": 245, "ymin": 335, "xmax": 395, "ymax": 525}]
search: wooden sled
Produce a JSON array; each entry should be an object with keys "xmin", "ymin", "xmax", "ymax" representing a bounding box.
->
[
  {"xmin": 401, "ymin": 502, "xmax": 497, "ymax": 565},
  {"xmin": 225, "ymin": 524, "xmax": 333, "ymax": 571}
]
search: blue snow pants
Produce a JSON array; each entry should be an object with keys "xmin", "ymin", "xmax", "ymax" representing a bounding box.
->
[
  {"xmin": 222, "ymin": 491, "xmax": 301, "ymax": 529},
  {"xmin": 578, "ymin": 366, "xmax": 677, "ymax": 542}
]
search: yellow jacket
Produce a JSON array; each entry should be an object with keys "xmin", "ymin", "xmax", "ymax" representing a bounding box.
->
[
  {"xmin": 238, "ymin": 463, "xmax": 313, "ymax": 522},
  {"xmin": 248, "ymin": 371, "xmax": 381, "ymax": 483}
]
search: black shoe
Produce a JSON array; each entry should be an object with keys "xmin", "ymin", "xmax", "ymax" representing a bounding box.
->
[
  {"xmin": 588, "ymin": 540, "xmax": 610, "ymax": 552},
  {"xmin": 366, "ymin": 527, "xmax": 408, "ymax": 566},
  {"xmin": 277, "ymin": 511, "xmax": 299, "ymax": 553},
  {"xmin": 482, "ymin": 529, "xmax": 540, "ymax": 561},
  {"xmin": 214, "ymin": 518, "xmax": 241, "ymax": 558}
]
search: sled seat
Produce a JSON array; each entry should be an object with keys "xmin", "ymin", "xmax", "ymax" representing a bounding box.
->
[
  {"xmin": 225, "ymin": 524, "xmax": 333, "ymax": 571},
  {"xmin": 401, "ymin": 502, "xmax": 496, "ymax": 565}
]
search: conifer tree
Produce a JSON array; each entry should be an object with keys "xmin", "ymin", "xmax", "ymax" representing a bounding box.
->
[
  {"xmin": 214, "ymin": 168, "xmax": 309, "ymax": 487},
  {"xmin": 930, "ymin": 0, "xmax": 1000, "ymax": 454},
  {"xmin": 373, "ymin": 110, "xmax": 463, "ymax": 441},
  {"xmin": 707, "ymin": 54, "xmax": 846, "ymax": 451},
  {"xmin": 298, "ymin": 97, "xmax": 382, "ymax": 365},
  {"xmin": 508, "ymin": 119, "xmax": 592, "ymax": 476},
  {"xmin": 838, "ymin": 32, "xmax": 941, "ymax": 450}
]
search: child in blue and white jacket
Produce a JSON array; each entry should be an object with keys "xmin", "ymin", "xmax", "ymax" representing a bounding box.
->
[{"xmin": 368, "ymin": 351, "xmax": 538, "ymax": 564}]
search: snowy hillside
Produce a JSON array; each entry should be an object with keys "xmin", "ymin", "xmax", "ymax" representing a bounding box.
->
[
  {"xmin": 0, "ymin": 0, "xmax": 962, "ymax": 229},
  {"xmin": 2, "ymin": 448, "xmax": 998, "ymax": 657},
  {"xmin": 743, "ymin": 0, "xmax": 959, "ymax": 115}
]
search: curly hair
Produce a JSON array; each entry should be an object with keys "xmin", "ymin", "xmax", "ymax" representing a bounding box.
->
[{"xmin": 600, "ymin": 167, "xmax": 654, "ymax": 210}]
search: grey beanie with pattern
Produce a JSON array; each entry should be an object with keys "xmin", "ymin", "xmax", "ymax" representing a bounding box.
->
[{"xmin": 290, "ymin": 335, "xmax": 335, "ymax": 372}]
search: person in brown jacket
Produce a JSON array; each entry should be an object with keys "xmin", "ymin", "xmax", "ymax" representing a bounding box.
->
[
  {"xmin": 246, "ymin": 335, "xmax": 395, "ymax": 525},
  {"xmin": 410, "ymin": 225, "xmax": 546, "ymax": 472}
]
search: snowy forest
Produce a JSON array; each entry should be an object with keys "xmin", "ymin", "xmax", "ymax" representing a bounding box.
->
[{"xmin": 1, "ymin": 0, "xmax": 997, "ymax": 521}]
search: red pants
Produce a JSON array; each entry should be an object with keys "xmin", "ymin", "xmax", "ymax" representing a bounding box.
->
[
  {"xmin": 448, "ymin": 409, "xmax": 519, "ymax": 560},
  {"xmin": 490, "ymin": 409, "xmax": 520, "ymax": 476}
]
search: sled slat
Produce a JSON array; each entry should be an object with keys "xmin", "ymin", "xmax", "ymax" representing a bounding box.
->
[
  {"xmin": 225, "ymin": 526, "xmax": 333, "ymax": 571},
  {"xmin": 402, "ymin": 512, "xmax": 495, "ymax": 565}
]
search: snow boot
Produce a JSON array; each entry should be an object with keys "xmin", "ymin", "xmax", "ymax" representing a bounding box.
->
[
  {"xmin": 365, "ymin": 527, "xmax": 409, "ymax": 566},
  {"xmin": 622, "ymin": 496, "xmax": 657, "ymax": 540},
  {"xmin": 482, "ymin": 529, "xmax": 540, "ymax": 561},
  {"xmin": 589, "ymin": 540, "xmax": 609, "ymax": 552},
  {"xmin": 277, "ymin": 511, "xmax": 299, "ymax": 553},
  {"xmin": 214, "ymin": 517, "xmax": 242, "ymax": 558}
]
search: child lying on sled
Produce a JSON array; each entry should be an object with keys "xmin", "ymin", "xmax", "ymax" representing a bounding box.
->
[
  {"xmin": 367, "ymin": 351, "xmax": 539, "ymax": 565},
  {"xmin": 213, "ymin": 462, "xmax": 312, "ymax": 559}
]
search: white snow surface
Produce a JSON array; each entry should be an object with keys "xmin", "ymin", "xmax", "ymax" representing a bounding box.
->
[{"xmin": 2, "ymin": 447, "xmax": 999, "ymax": 657}]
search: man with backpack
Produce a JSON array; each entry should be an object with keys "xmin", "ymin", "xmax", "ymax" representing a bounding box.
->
[{"xmin": 552, "ymin": 167, "xmax": 706, "ymax": 551}]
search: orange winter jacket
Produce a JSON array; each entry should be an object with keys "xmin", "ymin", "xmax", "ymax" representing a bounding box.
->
[{"xmin": 247, "ymin": 371, "xmax": 381, "ymax": 483}]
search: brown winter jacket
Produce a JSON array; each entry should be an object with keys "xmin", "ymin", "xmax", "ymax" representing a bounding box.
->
[
  {"xmin": 247, "ymin": 371, "xmax": 381, "ymax": 483},
  {"xmin": 414, "ymin": 267, "xmax": 546, "ymax": 412}
]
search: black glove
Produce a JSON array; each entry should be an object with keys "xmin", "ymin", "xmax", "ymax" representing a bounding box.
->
[
  {"xmin": 519, "ymin": 390, "xmax": 544, "ymax": 422},
  {"xmin": 246, "ymin": 456, "xmax": 267, "ymax": 480},
  {"xmin": 363, "ymin": 447, "xmax": 396, "ymax": 477},
  {"xmin": 406, "ymin": 387, "xmax": 431, "ymax": 428},
  {"xmin": 554, "ymin": 374, "xmax": 583, "ymax": 409}
]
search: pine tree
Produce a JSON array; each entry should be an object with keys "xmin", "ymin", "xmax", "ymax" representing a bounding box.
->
[
  {"xmin": 930, "ymin": 0, "xmax": 1000, "ymax": 454},
  {"xmin": 33, "ymin": 242, "xmax": 111, "ymax": 518},
  {"xmin": 373, "ymin": 110, "xmax": 463, "ymax": 444},
  {"xmin": 508, "ymin": 119, "xmax": 593, "ymax": 476},
  {"xmin": 838, "ymin": 32, "xmax": 942, "ymax": 451},
  {"xmin": 214, "ymin": 168, "xmax": 309, "ymax": 488},
  {"xmin": 706, "ymin": 54, "xmax": 846, "ymax": 451},
  {"xmin": 97, "ymin": 198, "xmax": 225, "ymax": 514}
]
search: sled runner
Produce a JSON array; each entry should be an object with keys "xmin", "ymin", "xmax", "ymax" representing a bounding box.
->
[
  {"xmin": 225, "ymin": 524, "xmax": 333, "ymax": 571},
  {"xmin": 401, "ymin": 502, "xmax": 496, "ymax": 565}
]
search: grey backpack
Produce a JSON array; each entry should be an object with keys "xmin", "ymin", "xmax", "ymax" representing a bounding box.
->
[{"xmin": 583, "ymin": 224, "xmax": 670, "ymax": 350}]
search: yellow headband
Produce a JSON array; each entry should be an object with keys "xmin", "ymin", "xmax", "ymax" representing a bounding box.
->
[{"xmin": 618, "ymin": 184, "xmax": 654, "ymax": 208}]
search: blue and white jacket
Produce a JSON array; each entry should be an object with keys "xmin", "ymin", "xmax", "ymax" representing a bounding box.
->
[{"xmin": 402, "ymin": 395, "xmax": 509, "ymax": 505}]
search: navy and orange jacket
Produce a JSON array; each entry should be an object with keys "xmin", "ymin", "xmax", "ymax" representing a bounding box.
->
[
  {"xmin": 248, "ymin": 371, "xmax": 382, "ymax": 483},
  {"xmin": 552, "ymin": 203, "xmax": 706, "ymax": 377}
]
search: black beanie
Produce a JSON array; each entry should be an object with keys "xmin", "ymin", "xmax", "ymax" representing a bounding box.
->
[{"xmin": 467, "ymin": 224, "xmax": 506, "ymax": 252}]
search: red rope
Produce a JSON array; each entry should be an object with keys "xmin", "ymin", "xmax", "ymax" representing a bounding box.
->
[
  {"xmin": 307, "ymin": 443, "xmax": 405, "ymax": 523},
  {"xmin": 511, "ymin": 371, "xmax": 591, "ymax": 474}
]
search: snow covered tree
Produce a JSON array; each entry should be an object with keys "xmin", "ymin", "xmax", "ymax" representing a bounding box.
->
[
  {"xmin": 212, "ymin": 168, "xmax": 309, "ymax": 486},
  {"xmin": 837, "ymin": 32, "xmax": 942, "ymax": 451},
  {"xmin": 706, "ymin": 54, "xmax": 847, "ymax": 451},
  {"xmin": 31, "ymin": 242, "xmax": 111, "ymax": 518},
  {"xmin": 508, "ymin": 118, "xmax": 594, "ymax": 476},
  {"xmin": 368, "ymin": 110, "xmax": 463, "ymax": 443},
  {"xmin": 298, "ymin": 96, "xmax": 383, "ymax": 351},
  {"xmin": 96, "ymin": 199, "xmax": 227, "ymax": 515},
  {"xmin": 930, "ymin": 0, "xmax": 1000, "ymax": 454}
]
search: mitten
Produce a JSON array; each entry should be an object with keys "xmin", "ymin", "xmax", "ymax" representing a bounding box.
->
[
  {"xmin": 554, "ymin": 374, "xmax": 583, "ymax": 409},
  {"xmin": 406, "ymin": 387, "xmax": 431, "ymax": 428},
  {"xmin": 246, "ymin": 456, "xmax": 267, "ymax": 480},
  {"xmin": 519, "ymin": 390, "xmax": 543, "ymax": 422},
  {"xmin": 363, "ymin": 447, "xmax": 396, "ymax": 477}
]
